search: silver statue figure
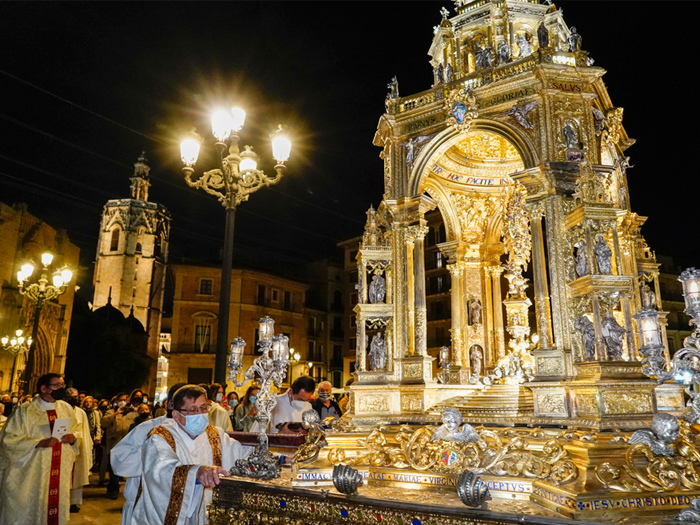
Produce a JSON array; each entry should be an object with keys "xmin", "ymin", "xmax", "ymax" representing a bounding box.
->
[
  {"xmin": 431, "ymin": 407, "xmax": 478, "ymax": 443},
  {"xmin": 474, "ymin": 41, "xmax": 493, "ymax": 69},
  {"xmin": 537, "ymin": 22, "xmax": 549, "ymax": 48},
  {"xmin": 515, "ymin": 34, "xmax": 532, "ymax": 58},
  {"xmin": 594, "ymin": 235, "xmax": 613, "ymax": 275},
  {"xmin": 468, "ymin": 297, "xmax": 482, "ymax": 325},
  {"xmin": 602, "ymin": 315, "xmax": 625, "ymax": 360},
  {"xmin": 497, "ymin": 40, "xmax": 510, "ymax": 64},
  {"xmin": 368, "ymin": 273, "xmax": 386, "ymax": 304},
  {"xmin": 368, "ymin": 331, "xmax": 387, "ymax": 370},
  {"xmin": 629, "ymin": 413, "xmax": 679, "ymax": 457},
  {"xmin": 568, "ymin": 26, "xmax": 582, "ymax": 52},
  {"xmin": 574, "ymin": 315, "xmax": 596, "ymax": 361},
  {"xmin": 469, "ymin": 345, "xmax": 483, "ymax": 384},
  {"xmin": 574, "ymin": 241, "xmax": 588, "ymax": 278}
]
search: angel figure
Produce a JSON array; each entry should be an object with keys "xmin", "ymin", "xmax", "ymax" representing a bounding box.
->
[
  {"xmin": 430, "ymin": 408, "xmax": 478, "ymax": 443},
  {"xmin": 505, "ymin": 101, "xmax": 538, "ymax": 130},
  {"xmin": 629, "ymin": 413, "xmax": 679, "ymax": 457}
]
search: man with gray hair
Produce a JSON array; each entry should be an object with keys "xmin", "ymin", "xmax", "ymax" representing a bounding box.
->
[
  {"xmin": 311, "ymin": 381, "xmax": 342, "ymax": 422},
  {"xmin": 132, "ymin": 384, "xmax": 252, "ymax": 524}
]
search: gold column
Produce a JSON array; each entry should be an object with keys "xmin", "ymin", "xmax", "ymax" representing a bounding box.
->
[
  {"xmin": 357, "ymin": 318, "xmax": 367, "ymax": 372},
  {"xmin": 413, "ymin": 231, "xmax": 429, "ymax": 357},
  {"xmin": 483, "ymin": 264, "xmax": 494, "ymax": 368},
  {"xmin": 488, "ymin": 265, "xmax": 506, "ymax": 361},
  {"xmin": 448, "ymin": 263, "xmax": 464, "ymax": 366},
  {"xmin": 405, "ymin": 231, "xmax": 416, "ymax": 357},
  {"xmin": 530, "ymin": 207, "xmax": 554, "ymax": 348}
]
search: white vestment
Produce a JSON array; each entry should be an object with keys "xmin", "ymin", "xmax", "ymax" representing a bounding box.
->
[
  {"xmin": 0, "ymin": 397, "xmax": 79, "ymax": 525},
  {"xmin": 70, "ymin": 406, "xmax": 93, "ymax": 505},
  {"xmin": 132, "ymin": 420, "xmax": 251, "ymax": 525},
  {"xmin": 209, "ymin": 402, "xmax": 233, "ymax": 432},
  {"xmin": 253, "ymin": 391, "xmax": 311, "ymax": 433},
  {"xmin": 111, "ymin": 415, "xmax": 166, "ymax": 525}
]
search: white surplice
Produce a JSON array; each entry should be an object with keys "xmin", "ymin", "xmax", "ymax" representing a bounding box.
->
[
  {"xmin": 110, "ymin": 415, "xmax": 166, "ymax": 525},
  {"xmin": 208, "ymin": 402, "xmax": 233, "ymax": 432},
  {"xmin": 252, "ymin": 391, "xmax": 311, "ymax": 433},
  {"xmin": 0, "ymin": 397, "xmax": 79, "ymax": 525},
  {"xmin": 70, "ymin": 406, "xmax": 93, "ymax": 505},
  {"xmin": 132, "ymin": 419, "xmax": 251, "ymax": 525}
]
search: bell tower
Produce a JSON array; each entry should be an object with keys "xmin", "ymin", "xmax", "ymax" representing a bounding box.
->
[{"xmin": 92, "ymin": 152, "xmax": 171, "ymax": 392}]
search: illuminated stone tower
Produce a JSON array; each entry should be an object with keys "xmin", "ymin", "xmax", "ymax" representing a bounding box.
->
[
  {"xmin": 92, "ymin": 153, "xmax": 171, "ymax": 392},
  {"xmin": 350, "ymin": 0, "xmax": 680, "ymax": 428}
]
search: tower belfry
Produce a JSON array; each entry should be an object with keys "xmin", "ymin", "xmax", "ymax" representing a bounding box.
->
[
  {"xmin": 92, "ymin": 153, "xmax": 171, "ymax": 392},
  {"xmin": 129, "ymin": 151, "xmax": 151, "ymax": 202}
]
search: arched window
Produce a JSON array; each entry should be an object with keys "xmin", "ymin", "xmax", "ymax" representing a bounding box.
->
[
  {"xmin": 135, "ymin": 243, "xmax": 142, "ymax": 255},
  {"xmin": 110, "ymin": 229, "xmax": 120, "ymax": 252}
]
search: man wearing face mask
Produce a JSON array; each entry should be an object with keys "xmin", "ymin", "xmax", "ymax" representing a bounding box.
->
[
  {"xmin": 65, "ymin": 387, "xmax": 93, "ymax": 513},
  {"xmin": 261, "ymin": 376, "xmax": 315, "ymax": 434},
  {"xmin": 311, "ymin": 381, "xmax": 342, "ymax": 422},
  {"xmin": 204, "ymin": 383, "xmax": 233, "ymax": 433},
  {"xmin": 132, "ymin": 385, "xmax": 252, "ymax": 525},
  {"xmin": 0, "ymin": 373, "xmax": 79, "ymax": 525},
  {"xmin": 111, "ymin": 382, "xmax": 184, "ymax": 525},
  {"xmin": 101, "ymin": 392, "xmax": 137, "ymax": 499}
]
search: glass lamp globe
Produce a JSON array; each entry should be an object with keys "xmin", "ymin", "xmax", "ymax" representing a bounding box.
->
[
  {"xmin": 211, "ymin": 109, "xmax": 233, "ymax": 142},
  {"xmin": 258, "ymin": 316, "xmax": 275, "ymax": 342},
  {"xmin": 41, "ymin": 253, "xmax": 54, "ymax": 266},
  {"xmin": 239, "ymin": 146, "xmax": 258, "ymax": 172},
  {"xmin": 271, "ymin": 131, "xmax": 292, "ymax": 163},
  {"xmin": 61, "ymin": 269, "xmax": 73, "ymax": 283},
  {"xmin": 21, "ymin": 263, "xmax": 34, "ymax": 279},
  {"xmin": 679, "ymin": 268, "xmax": 700, "ymax": 312},
  {"xmin": 180, "ymin": 138, "xmax": 201, "ymax": 167},
  {"xmin": 230, "ymin": 107, "xmax": 246, "ymax": 132}
]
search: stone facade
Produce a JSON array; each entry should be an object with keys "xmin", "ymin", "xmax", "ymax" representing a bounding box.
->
[
  {"xmin": 0, "ymin": 202, "xmax": 79, "ymax": 392},
  {"xmin": 166, "ymin": 263, "xmax": 312, "ymax": 395}
]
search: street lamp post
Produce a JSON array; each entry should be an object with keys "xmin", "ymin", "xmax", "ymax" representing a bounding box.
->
[
  {"xmin": 180, "ymin": 107, "xmax": 291, "ymax": 385},
  {"xmin": 16, "ymin": 252, "xmax": 73, "ymax": 392},
  {"xmin": 1, "ymin": 329, "xmax": 32, "ymax": 392}
]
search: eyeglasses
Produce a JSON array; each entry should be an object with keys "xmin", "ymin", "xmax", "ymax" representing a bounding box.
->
[
  {"xmin": 49, "ymin": 383, "xmax": 65, "ymax": 389},
  {"xmin": 177, "ymin": 406, "xmax": 209, "ymax": 415}
]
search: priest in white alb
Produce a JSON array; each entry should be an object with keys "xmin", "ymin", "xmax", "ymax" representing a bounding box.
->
[
  {"xmin": 110, "ymin": 382, "xmax": 184, "ymax": 525},
  {"xmin": 132, "ymin": 384, "xmax": 252, "ymax": 525},
  {"xmin": 0, "ymin": 373, "xmax": 79, "ymax": 525}
]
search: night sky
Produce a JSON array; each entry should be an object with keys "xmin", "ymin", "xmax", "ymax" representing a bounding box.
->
[{"xmin": 1, "ymin": 1, "xmax": 697, "ymax": 285}]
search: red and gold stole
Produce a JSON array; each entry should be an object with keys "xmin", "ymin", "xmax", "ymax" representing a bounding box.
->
[{"xmin": 46, "ymin": 409, "xmax": 61, "ymax": 525}]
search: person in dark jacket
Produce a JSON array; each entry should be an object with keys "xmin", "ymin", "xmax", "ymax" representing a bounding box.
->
[{"xmin": 310, "ymin": 381, "xmax": 341, "ymax": 422}]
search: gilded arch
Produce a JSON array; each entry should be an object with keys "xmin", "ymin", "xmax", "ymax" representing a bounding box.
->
[{"xmin": 408, "ymin": 118, "xmax": 538, "ymax": 197}]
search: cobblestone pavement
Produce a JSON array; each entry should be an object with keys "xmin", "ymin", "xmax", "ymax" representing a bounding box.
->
[{"xmin": 68, "ymin": 473, "xmax": 125, "ymax": 525}]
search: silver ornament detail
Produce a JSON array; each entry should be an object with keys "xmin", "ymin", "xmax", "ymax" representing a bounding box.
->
[
  {"xmin": 332, "ymin": 464, "xmax": 364, "ymax": 495},
  {"xmin": 456, "ymin": 470, "xmax": 492, "ymax": 508}
]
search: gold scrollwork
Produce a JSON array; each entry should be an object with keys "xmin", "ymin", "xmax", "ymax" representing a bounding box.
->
[
  {"xmin": 596, "ymin": 427, "xmax": 700, "ymax": 493},
  {"xmin": 327, "ymin": 426, "xmax": 578, "ymax": 485}
]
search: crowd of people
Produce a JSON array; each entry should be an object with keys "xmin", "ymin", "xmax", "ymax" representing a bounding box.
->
[{"xmin": 0, "ymin": 374, "xmax": 352, "ymax": 525}]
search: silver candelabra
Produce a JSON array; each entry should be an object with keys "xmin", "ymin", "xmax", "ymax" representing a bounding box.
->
[{"xmin": 226, "ymin": 315, "xmax": 290, "ymax": 479}]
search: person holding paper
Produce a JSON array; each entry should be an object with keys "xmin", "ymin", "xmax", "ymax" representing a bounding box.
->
[
  {"xmin": 132, "ymin": 384, "xmax": 252, "ymax": 525},
  {"xmin": 0, "ymin": 373, "xmax": 79, "ymax": 525}
]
